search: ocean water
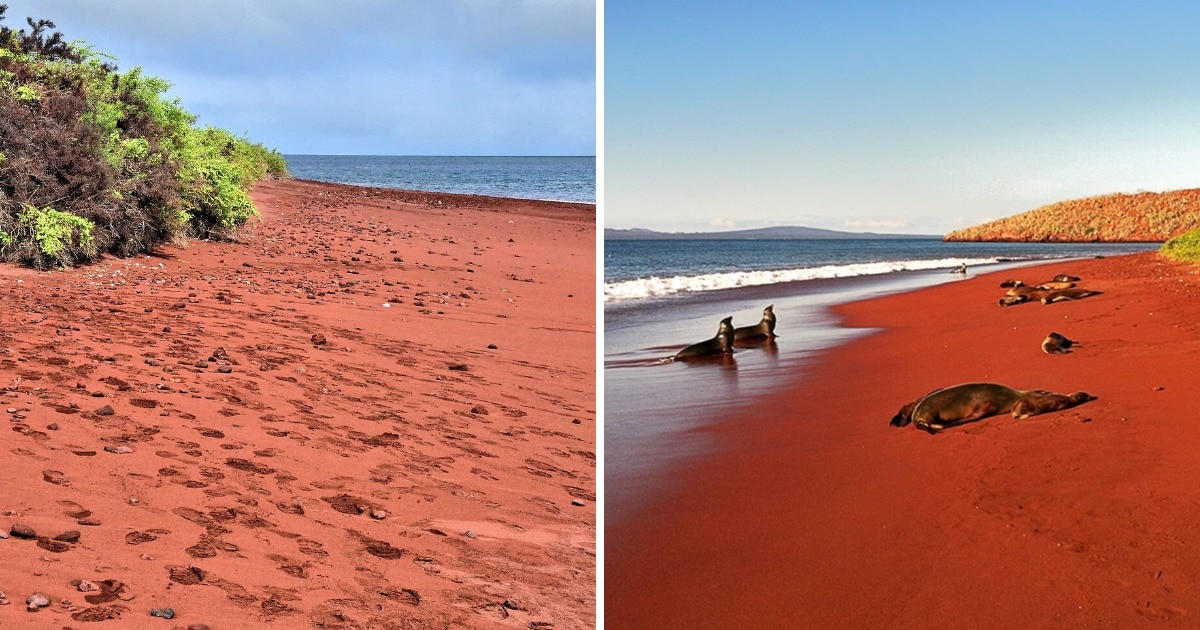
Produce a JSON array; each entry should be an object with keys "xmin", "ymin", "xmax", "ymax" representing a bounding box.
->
[
  {"xmin": 284, "ymin": 155, "xmax": 596, "ymax": 204},
  {"xmin": 603, "ymin": 237, "xmax": 1159, "ymax": 523},
  {"xmin": 605, "ymin": 238, "xmax": 1158, "ymax": 304}
]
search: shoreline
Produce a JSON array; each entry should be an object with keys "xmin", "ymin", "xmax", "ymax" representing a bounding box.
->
[
  {"xmin": 605, "ymin": 250, "xmax": 1200, "ymax": 627},
  {"xmin": 0, "ymin": 178, "xmax": 595, "ymax": 628}
]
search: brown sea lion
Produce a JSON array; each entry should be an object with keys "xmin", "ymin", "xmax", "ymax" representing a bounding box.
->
[
  {"xmin": 1005, "ymin": 285, "xmax": 1048, "ymax": 297},
  {"xmin": 1042, "ymin": 288, "xmax": 1102, "ymax": 304},
  {"xmin": 889, "ymin": 382, "xmax": 1095, "ymax": 433},
  {"xmin": 998, "ymin": 295, "xmax": 1028, "ymax": 307},
  {"xmin": 733, "ymin": 304, "xmax": 777, "ymax": 341},
  {"xmin": 1037, "ymin": 280, "xmax": 1076, "ymax": 290},
  {"xmin": 1052, "ymin": 274, "xmax": 1081, "ymax": 282},
  {"xmin": 1041, "ymin": 332, "xmax": 1075, "ymax": 354},
  {"xmin": 673, "ymin": 316, "xmax": 734, "ymax": 360},
  {"xmin": 999, "ymin": 279, "xmax": 1025, "ymax": 288}
]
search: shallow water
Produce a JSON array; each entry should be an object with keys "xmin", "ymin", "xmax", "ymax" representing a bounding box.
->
[{"xmin": 602, "ymin": 259, "xmax": 1082, "ymax": 524}]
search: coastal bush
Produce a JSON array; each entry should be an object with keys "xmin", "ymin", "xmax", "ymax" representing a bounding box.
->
[
  {"xmin": 1161, "ymin": 228, "xmax": 1200, "ymax": 263},
  {"xmin": 0, "ymin": 5, "xmax": 288, "ymax": 267}
]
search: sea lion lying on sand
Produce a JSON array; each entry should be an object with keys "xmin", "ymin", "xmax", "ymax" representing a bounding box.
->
[
  {"xmin": 733, "ymin": 304, "xmax": 777, "ymax": 342},
  {"xmin": 1042, "ymin": 288, "xmax": 1102, "ymax": 304},
  {"xmin": 999, "ymin": 279, "xmax": 1024, "ymax": 288},
  {"xmin": 890, "ymin": 382, "xmax": 1095, "ymax": 433},
  {"xmin": 673, "ymin": 316, "xmax": 734, "ymax": 360},
  {"xmin": 1037, "ymin": 281, "xmax": 1076, "ymax": 290},
  {"xmin": 1041, "ymin": 332, "xmax": 1076, "ymax": 354},
  {"xmin": 1052, "ymin": 274, "xmax": 1081, "ymax": 282}
]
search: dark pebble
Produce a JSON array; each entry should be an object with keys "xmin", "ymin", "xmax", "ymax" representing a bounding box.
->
[
  {"xmin": 54, "ymin": 530, "xmax": 81, "ymax": 543},
  {"xmin": 11, "ymin": 523, "xmax": 36, "ymax": 539},
  {"xmin": 95, "ymin": 405, "xmax": 115, "ymax": 416},
  {"xmin": 448, "ymin": 364, "xmax": 468, "ymax": 371}
]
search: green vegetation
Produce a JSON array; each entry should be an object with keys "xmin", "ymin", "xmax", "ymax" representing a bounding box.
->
[
  {"xmin": 1161, "ymin": 228, "xmax": 1200, "ymax": 262},
  {"xmin": 0, "ymin": 6, "xmax": 287, "ymax": 267},
  {"xmin": 945, "ymin": 189, "xmax": 1200, "ymax": 243}
]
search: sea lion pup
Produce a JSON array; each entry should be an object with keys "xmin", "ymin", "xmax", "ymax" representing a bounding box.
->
[
  {"xmin": 1042, "ymin": 288, "xmax": 1102, "ymax": 304},
  {"xmin": 1052, "ymin": 274, "xmax": 1081, "ymax": 282},
  {"xmin": 889, "ymin": 382, "xmax": 1095, "ymax": 433},
  {"xmin": 733, "ymin": 304, "xmax": 777, "ymax": 342},
  {"xmin": 999, "ymin": 279, "xmax": 1025, "ymax": 288},
  {"xmin": 673, "ymin": 316, "xmax": 734, "ymax": 360},
  {"xmin": 998, "ymin": 295, "xmax": 1028, "ymax": 307},
  {"xmin": 1041, "ymin": 332, "xmax": 1076, "ymax": 354}
]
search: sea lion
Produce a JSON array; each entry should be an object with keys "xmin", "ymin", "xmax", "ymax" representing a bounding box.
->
[
  {"xmin": 1037, "ymin": 281, "xmax": 1076, "ymax": 290},
  {"xmin": 999, "ymin": 279, "xmax": 1025, "ymax": 288},
  {"xmin": 1052, "ymin": 274, "xmax": 1081, "ymax": 282},
  {"xmin": 1041, "ymin": 332, "xmax": 1076, "ymax": 354},
  {"xmin": 1005, "ymin": 285, "xmax": 1047, "ymax": 297},
  {"xmin": 1042, "ymin": 288, "xmax": 1102, "ymax": 304},
  {"xmin": 890, "ymin": 382, "xmax": 1095, "ymax": 433},
  {"xmin": 998, "ymin": 295, "xmax": 1028, "ymax": 307},
  {"xmin": 673, "ymin": 316, "xmax": 734, "ymax": 360},
  {"xmin": 733, "ymin": 304, "xmax": 777, "ymax": 342}
]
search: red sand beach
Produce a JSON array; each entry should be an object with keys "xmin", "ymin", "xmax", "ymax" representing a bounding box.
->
[
  {"xmin": 0, "ymin": 179, "xmax": 595, "ymax": 628},
  {"xmin": 606, "ymin": 251, "xmax": 1200, "ymax": 628}
]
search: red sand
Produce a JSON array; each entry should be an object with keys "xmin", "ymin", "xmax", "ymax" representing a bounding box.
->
[
  {"xmin": 0, "ymin": 179, "xmax": 595, "ymax": 628},
  {"xmin": 606, "ymin": 252, "xmax": 1200, "ymax": 628}
]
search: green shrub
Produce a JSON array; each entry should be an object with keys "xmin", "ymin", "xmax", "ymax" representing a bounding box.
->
[
  {"xmin": 1161, "ymin": 228, "xmax": 1200, "ymax": 262},
  {"xmin": 0, "ymin": 6, "xmax": 288, "ymax": 267}
]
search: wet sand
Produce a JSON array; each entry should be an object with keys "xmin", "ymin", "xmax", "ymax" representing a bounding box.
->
[
  {"xmin": 605, "ymin": 251, "xmax": 1200, "ymax": 628},
  {"xmin": 0, "ymin": 179, "xmax": 595, "ymax": 627}
]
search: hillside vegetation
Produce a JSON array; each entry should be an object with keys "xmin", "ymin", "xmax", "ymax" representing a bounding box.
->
[
  {"xmin": 945, "ymin": 189, "xmax": 1200, "ymax": 243},
  {"xmin": 0, "ymin": 6, "xmax": 287, "ymax": 268}
]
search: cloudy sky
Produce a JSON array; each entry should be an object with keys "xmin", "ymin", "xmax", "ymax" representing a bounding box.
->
[
  {"xmin": 1, "ymin": 0, "xmax": 595, "ymax": 156},
  {"xmin": 606, "ymin": 1, "xmax": 1200, "ymax": 235}
]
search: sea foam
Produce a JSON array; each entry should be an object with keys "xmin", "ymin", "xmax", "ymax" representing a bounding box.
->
[{"xmin": 603, "ymin": 257, "xmax": 1001, "ymax": 302}]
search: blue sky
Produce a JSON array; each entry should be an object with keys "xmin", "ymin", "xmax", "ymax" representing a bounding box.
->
[
  {"xmin": 606, "ymin": 1, "xmax": 1200, "ymax": 235},
  {"xmin": 1, "ymin": 0, "xmax": 595, "ymax": 156}
]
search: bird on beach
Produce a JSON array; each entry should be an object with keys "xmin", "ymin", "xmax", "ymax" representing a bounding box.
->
[{"xmin": 951, "ymin": 262, "xmax": 967, "ymax": 274}]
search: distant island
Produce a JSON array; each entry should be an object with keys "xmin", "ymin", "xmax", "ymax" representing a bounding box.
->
[{"xmin": 605, "ymin": 226, "xmax": 938, "ymax": 240}]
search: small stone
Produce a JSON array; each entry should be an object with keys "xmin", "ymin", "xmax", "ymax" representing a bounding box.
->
[
  {"xmin": 95, "ymin": 405, "xmax": 114, "ymax": 416},
  {"xmin": 11, "ymin": 523, "xmax": 36, "ymax": 539},
  {"xmin": 463, "ymin": 530, "xmax": 476, "ymax": 539},
  {"xmin": 54, "ymin": 530, "xmax": 81, "ymax": 543},
  {"xmin": 216, "ymin": 366, "xmax": 232, "ymax": 374},
  {"xmin": 76, "ymin": 580, "xmax": 98, "ymax": 593},
  {"xmin": 77, "ymin": 518, "xmax": 101, "ymax": 526},
  {"xmin": 448, "ymin": 364, "xmax": 468, "ymax": 371},
  {"xmin": 91, "ymin": 391, "xmax": 105, "ymax": 398},
  {"xmin": 162, "ymin": 326, "xmax": 172, "ymax": 333},
  {"xmin": 103, "ymin": 445, "xmax": 133, "ymax": 454},
  {"xmin": 571, "ymin": 500, "xmax": 586, "ymax": 507},
  {"xmin": 370, "ymin": 510, "xmax": 388, "ymax": 520},
  {"xmin": 470, "ymin": 405, "xmax": 488, "ymax": 415},
  {"xmin": 150, "ymin": 607, "xmax": 176, "ymax": 619},
  {"xmin": 487, "ymin": 344, "xmax": 498, "ymax": 349},
  {"xmin": 26, "ymin": 592, "xmax": 50, "ymax": 610},
  {"xmin": 194, "ymin": 361, "xmax": 209, "ymax": 369},
  {"xmin": 311, "ymin": 333, "xmax": 327, "ymax": 345}
]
